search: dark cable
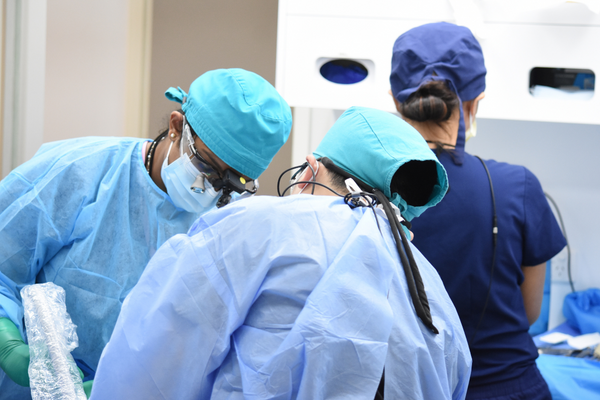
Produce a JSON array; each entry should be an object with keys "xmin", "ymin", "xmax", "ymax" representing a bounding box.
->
[
  {"xmin": 343, "ymin": 192, "xmax": 382, "ymax": 233},
  {"xmin": 281, "ymin": 181, "xmax": 345, "ymax": 198},
  {"xmin": 306, "ymin": 162, "xmax": 316, "ymax": 195},
  {"xmin": 425, "ymin": 140, "xmax": 455, "ymax": 149},
  {"xmin": 374, "ymin": 368, "xmax": 385, "ymax": 400},
  {"xmin": 277, "ymin": 164, "xmax": 306, "ymax": 196},
  {"xmin": 471, "ymin": 156, "xmax": 497, "ymax": 345},
  {"xmin": 544, "ymin": 193, "xmax": 574, "ymax": 292},
  {"xmin": 319, "ymin": 157, "xmax": 438, "ymax": 333},
  {"xmin": 145, "ymin": 131, "xmax": 168, "ymax": 174},
  {"xmin": 370, "ymin": 204, "xmax": 383, "ymax": 234},
  {"xmin": 277, "ymin": 162, "xmax": 317, "ymax": 196}
]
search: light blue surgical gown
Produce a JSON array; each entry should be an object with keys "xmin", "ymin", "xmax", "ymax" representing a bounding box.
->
[
  {"xmin": 0, "ymin": 137, "xmax": 198, "ymax": 398},
  {"xmin": 91, "ymin": 195, "xmax": 471, "ymax": 400}
]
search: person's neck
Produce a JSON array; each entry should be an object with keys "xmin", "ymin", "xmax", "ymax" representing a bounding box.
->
[
  {"xmin": 404, "ymin": 117, "xmax": 459, "ymax": 149},
  {"xmin": 149, "ymin": 137, "xmax": 172, "ymax": 192},
  {"xmin": 302, "ymin": 174, "xmax": 348, "ymax": 197}
]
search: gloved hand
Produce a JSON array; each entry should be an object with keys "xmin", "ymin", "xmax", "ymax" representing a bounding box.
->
[
  {"xmin": 0, "ymin": 317, "xmax": 86, "ymax": 389},
  {"xmin": 83, "ymin": 379, "xmax": 93, "ymax": 398},
  {"xmin": 0, "ymin": 317, "xmax": 30, "ymax": 387}
]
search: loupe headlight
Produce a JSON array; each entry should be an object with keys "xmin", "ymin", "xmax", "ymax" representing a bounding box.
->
[
  {"xmin": 181, "ymin": 118, "xmax": 257, "ymax": 195},
  {"xmin": 212, "ymin": 170, "xmax": 258, "ymax": 194}
]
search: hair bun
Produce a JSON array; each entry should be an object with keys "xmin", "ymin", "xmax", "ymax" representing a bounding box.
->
[{"xmin": 399, "ymin": 81, "xmax": 459, "ymax": 123}]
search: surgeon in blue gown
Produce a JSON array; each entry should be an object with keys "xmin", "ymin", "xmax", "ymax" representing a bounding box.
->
[
  {"xmin": 0, "ymin": 68, "xmax": 292, "ymax": 399},
  {"xmin": 91, "ymin": 107, "xmax": 471, "ymax": 400},
  {"xmin": 389, "ymin": 23, "xmax": 566, "ymax": 400}
]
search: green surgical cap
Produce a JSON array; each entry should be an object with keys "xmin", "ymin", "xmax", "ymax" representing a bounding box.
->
[
  {"xmin": 165, "ymin": 69, "xmax": 292, "ymax": 180},
  {"xmin": 313, "ymin": 106, "xmax": 448, "ymax": 221}
]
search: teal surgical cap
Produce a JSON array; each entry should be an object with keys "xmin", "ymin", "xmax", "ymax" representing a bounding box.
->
[
  {"xmin": 165, "ymin": 69, "xmax": 292, "ymax": 180},
  {"xmin": 313, "ymin": 107, "xmax": 448, "ymax": 221}
]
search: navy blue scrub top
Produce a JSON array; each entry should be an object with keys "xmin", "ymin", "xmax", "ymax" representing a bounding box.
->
[{"xmin": 411, "ymin": 150, "xmax": 566, "ymax": 387}]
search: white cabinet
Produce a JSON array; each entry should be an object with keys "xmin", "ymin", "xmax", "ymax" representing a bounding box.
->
[{"xmin": 276, "ymin": 0, "xmax": 600, "ymax": 124}]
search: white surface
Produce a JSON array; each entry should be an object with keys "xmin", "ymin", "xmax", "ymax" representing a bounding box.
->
[
  {"xmin": 291, "ymin": 108, "xmax": 342, "ymax": 166},
  {"xmin": 2, "ymin": 0, "xmax": 18, "ymax": 178},
  {"xmin": 539, "ymin": 332, "xmax": 573, "ymax": 344},
  {"xmin": 283, "ymin": 0, "xmax": 600, "ymax": 23},
  {"xmin": 276, "ymin": 0, "xmax": 600, "ymax": 124},
  {"xmin": 567, "ymin": 332, "xmax": 600, "ymax": 350},
  {"xmin": 1, "ymin": 0, "xmax": 48, "ymax": 174},
  {"xmin": 468, "ymin": 118, "xmax": 600, "ymax": 330},
  {"xmin": 478, "ymin": 23, "xmax": 600, "ymax": 124},
  {"xmin": 43, "ymin": 0, "xmax": 129, "ymax": 144},
  {"xmin": 551, "ymin": 248, "xmax": 570, "ymax": 283},
  {"xmin": 530, "ymin": 85, "xmax": 595, "ymax": 101},
  {"xmin": 549, "ymin": 282, "xmax": 571, "ymax": 329},
  {"xmin": 20, "ymin": 0, "xmax": 47, "ymax": 163}
]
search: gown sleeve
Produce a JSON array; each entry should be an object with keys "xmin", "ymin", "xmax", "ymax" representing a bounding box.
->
[
  {"xmin": 90, "ymin": 224, "xmax": 266, "ymax": 400},
  {"xmin": 0, "ymin": 144, "xmax": 99, "ymax": 337}
]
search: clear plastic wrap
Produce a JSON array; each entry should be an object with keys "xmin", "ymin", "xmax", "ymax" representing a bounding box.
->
[{"xmin": 21, "ymin": 283, "xmax": 86, "ymax": 400}]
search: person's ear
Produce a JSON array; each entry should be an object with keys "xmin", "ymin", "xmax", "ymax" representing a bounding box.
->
[
  {"xmin": 300, "ymin": 155, "xmax": 319, "ymax": 182},
  {"xmin": 164, "ymin": 112, "xmax": 185, "ymax": 164},
  {"xmin": 168, "ymin": 111, "xmax": 184, "ymax": 142},
  {"xmin": 293, "ymin": 155, "xmax": 319, "ymax": 193},
  {"xmin": 306, "ymin": 155, "xmax": 319, "ymax": 177},
  {"xmin": 471, "ymin": 92, "xmax": 485, "ymax": 119}
]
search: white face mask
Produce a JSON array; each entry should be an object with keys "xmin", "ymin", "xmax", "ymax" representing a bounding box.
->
[
  {"xmin": 160, "ymin": 140, "xmax": 221, "ymax": 214},
  {"xmin": 465, "ymin": 112, "xmax": 477, "ymax": 142}
]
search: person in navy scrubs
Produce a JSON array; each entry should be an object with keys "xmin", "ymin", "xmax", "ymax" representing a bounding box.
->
[{"xmin": 389, "ymin": 22, "xmax": 566, "ymax": 400}]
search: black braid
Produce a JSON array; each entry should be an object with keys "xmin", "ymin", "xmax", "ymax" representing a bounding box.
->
[{"xmin": 373, "ymin": 189, "xmax": 438, "ymax": 334}]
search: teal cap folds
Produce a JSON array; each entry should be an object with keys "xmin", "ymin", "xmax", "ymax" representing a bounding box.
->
[
  {"xmin": 165, "ymin": 69, "xmax": 292, "ymax": 180},
  {"xmin": 313, "ymin": 107, "xmax": 448, "ymax": 221}
]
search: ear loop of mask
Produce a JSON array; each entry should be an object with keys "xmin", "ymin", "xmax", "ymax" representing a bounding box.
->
[
  {"xmin": 297, "ymin": 161, "xmax": 319, "ymax": 195},
  {"xmin": 277, "ymin": 163, "xmax": 308, "ymax": 197},
  {"xmin": 466, "ymin": 109, "xmax": 477, "ymax": 142},
  {"xmin": 277, "ymin": 162, "xmax": 344, "ymax": 197}
]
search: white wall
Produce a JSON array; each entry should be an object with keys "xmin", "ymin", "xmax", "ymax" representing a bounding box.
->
[
  {"xmin": 43, "ymin": 1, "xmax": 129, "ymax": 143},
  {"xmin": 468, "ymin": 118, "xmax": 600, "ymax": 295},
  {"xmin": 469, "ymin": 118, "xmax": 600, "ymax": 328}
]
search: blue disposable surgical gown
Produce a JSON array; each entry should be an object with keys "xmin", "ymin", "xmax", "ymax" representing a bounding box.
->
[
  {"xmin": 0, "ymin": 137, "xmax": 199, "ymax": 398},
  {"xmin": 91, "ymin": 195, "xmax": 471, "ymax": 400}
]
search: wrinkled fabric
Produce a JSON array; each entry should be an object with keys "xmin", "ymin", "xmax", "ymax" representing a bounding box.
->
[
  {"xmin": 563, "ymin": 288, "xmax": 600, "ymax": 334},
  {"xmin": 536, "ymin": 354, "xmax": 600, "ymax": 400},
  {"xmin": 165, "ymin": 69, "xmax": 292, "ymax": 180},
  {"xmin": 91, "ymin": 195, "xmax": 470, "ymax": 400},
  {"xmin": 313, "ymin": 107, "xmax": 448, "ymax": 221},
  {"xmin": 0, "ymin": 137, "xmax": 199, "ymax": 398}
]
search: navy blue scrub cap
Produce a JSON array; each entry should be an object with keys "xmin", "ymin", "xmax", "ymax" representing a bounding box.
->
[{"xmin": 390, "ymin": 22, "xmax": 486, "ymax": 164}]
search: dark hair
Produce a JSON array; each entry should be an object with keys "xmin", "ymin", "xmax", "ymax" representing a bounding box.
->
[
  {"xmin": 398, "ymin": 81, "xmax": 459, "ymax": 123},
  {"xmin": 391, "ymin": 160, "xmax": 438, "ymax": 206},
  {"xmin": 326, "ymin": 167, "xmax": 349, "ymax": 194}
]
